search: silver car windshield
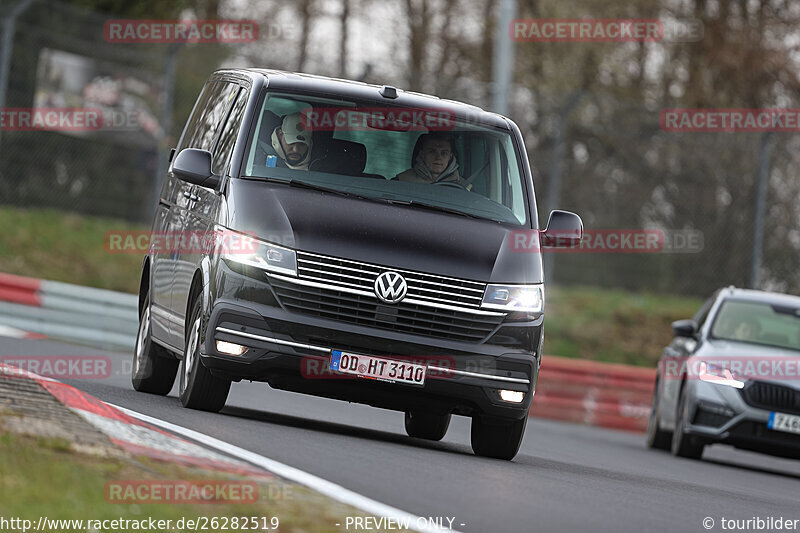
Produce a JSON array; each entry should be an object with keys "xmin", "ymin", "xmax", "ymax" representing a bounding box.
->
[
  {"xmin": 242, "ymin": 92, "xmax": 529, "ymax": 226},
  {"xmin": 710, "ymin": 299, "xmax": 800, "ymax": 352}
]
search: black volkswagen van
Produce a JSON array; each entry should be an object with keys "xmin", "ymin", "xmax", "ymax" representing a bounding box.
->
[{"xmin": 131, "ymin": 69, "xmax": 582, "ymax": 460}]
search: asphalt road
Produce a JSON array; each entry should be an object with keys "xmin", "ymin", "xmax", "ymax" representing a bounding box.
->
[{"xmin": 2, "ymin": 335, "xmax": 799, "ymax": 533}]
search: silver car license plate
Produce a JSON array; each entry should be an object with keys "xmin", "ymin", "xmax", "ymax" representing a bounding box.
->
[{"xmin": 767, "ymin": 412, "xmax": 800, "ymax": 435}]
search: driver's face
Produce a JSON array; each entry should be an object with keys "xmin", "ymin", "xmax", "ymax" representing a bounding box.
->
[
  {"xmin": 421, "ymin": 140, "xmax": 452, "ymax": 178},
  {"xmin": 278, "ymin": 129, "xmax": 309, "ymax": 164},
  {"xmin": 734, "ymin": 322, "xmax": 757, "ymax": 340}
]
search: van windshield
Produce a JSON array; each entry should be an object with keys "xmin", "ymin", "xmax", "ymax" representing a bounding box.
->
[{"xmin": 242, "ymin": 92, "xmax": 530, "ymax": 226}]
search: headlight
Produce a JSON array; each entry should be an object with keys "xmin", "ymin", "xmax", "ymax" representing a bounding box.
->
[
  {"xmin": 698, "ymin": 361, "xmax": 745, "ymax": 389},
  {"xmin": 481, "ymin": 284, "xmax": 544, "ymax": 314},
  {"xmin": 220, "ymin": 230, "xmax": 297, "ymax": 276}
]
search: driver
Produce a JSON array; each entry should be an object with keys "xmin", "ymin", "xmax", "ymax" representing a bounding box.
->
[
  {"xmin": 733, "ymin": 318, "xmax": 761, "ymax": 341},
  {"xmin": 270, "ymin": 112, "xmax": 321, "ymax": 170},
  {"xmin": 394, "ymin": 133, "xmax": 471, "ymax": 189}
]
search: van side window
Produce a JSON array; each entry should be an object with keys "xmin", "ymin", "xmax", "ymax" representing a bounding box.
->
[
  {"xmin": 212, "ymin": 88, "xmax": 247, "ymax": 176},
  {"xmin": 179, "ymin": 81, "xmax": 238, "ymax": 153}
]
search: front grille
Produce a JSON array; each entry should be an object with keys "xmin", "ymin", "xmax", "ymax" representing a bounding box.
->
[
  {"xmin": 295, "ymin": 250, "xmax": 487, "ymax": 309},
  {"xmin": 740, "ymin": 381, "xmax": 800, "ymax": 415},
  {"xmin": 270, "ymin": 277, "xmax": 503, "ymax": 343}
]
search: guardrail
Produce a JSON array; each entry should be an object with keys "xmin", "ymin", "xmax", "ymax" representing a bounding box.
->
[
  {"xmin": 0, "ymin": 272, "xmax": 138, "ymax": 350},
  {"xmin": 533, "ymin": 356, "xmax": 656, "ymax": 432},
  {"xmin": 0, "ymin": 271, "xmax": 657, "ymax": 431}
]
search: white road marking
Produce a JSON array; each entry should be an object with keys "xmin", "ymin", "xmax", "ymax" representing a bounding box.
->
[{"xmin": 109, "ymin": 403, "xmax": 463, "ymax": 533}]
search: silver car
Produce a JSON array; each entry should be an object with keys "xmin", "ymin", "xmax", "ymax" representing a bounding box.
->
[{"xmin": 647, "ymin": 287, "xmax": 800, "ymax": 459}]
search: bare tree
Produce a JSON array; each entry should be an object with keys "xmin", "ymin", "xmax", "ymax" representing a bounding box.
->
[
  {"xmin": 296, "ymin": 0, "xmax": 315, "ymax": 72},
  {"xmin": 339, "ymin": 0, "xmax": 350, "ymax": 78},
  {"xmin": 405, "ymin": 0, "xmax": 431, "ymax": 91}
]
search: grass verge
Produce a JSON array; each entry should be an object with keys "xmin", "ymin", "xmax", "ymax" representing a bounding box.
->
[
  {"xmin": 547, "ymin": 285, "xmax": 702, "ymax": 367},
  {"xmin": 0, "ymin": 430, "xmax": 391, "ymax": 533},
  {"xmin": 0, "ymin": 206, "xmax": 146, "ymax": 293}
]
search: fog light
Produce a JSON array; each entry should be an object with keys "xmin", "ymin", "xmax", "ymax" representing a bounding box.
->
[
  {"xmin": 216, "ymin": 340, "xmax": 248, "ymax": 356},
  {"xmin": 499, "ymin": 390, "xmax": 524, "ymax": 403}
]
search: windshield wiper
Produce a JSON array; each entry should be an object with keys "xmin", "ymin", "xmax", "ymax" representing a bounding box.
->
[
  {"xmin": 385, "ymin": 198, "xmax": 486, "ymax": 220},
  {"xmin": 252, "ymin": 177, "xmax": 492, "ymax": 221},
  {"xmin": 257, "ymin": 176, "xmax": 372, "ymax": 201}
]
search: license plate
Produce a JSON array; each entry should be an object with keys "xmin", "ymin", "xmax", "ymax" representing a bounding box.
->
[
  {"xmin": 767, "ymin": 412, "xmax": 800, "ymax": 435},
  {"xmin": 330, "ymin": 351, "xmax": 426, "ymax": 386}
]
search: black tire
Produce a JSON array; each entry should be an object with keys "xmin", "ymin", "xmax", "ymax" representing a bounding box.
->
[
  {"xmin": 671, "ymin": 387, "xmax": 704, "ymax": 459},
  {"xmin": 179, "ymin": 296, "xmax": 231, "ymax": 412},
  {"xmin": 404, "ymin": 411, "xmax": 451, "ymax": 441},
  {"xmin": 131, "ymin": 290, "xmax": 179, "ymax": 395},
  {"xmin": 646, "ymin": 379, "xmax": 672, "ymax": 451},
  {"xmin": 471, "ymin": 415, "xmax": 527, "ymax": 460}
]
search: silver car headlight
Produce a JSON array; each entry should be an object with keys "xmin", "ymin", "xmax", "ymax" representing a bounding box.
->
[
  {"xmin": 220, "ymin": 230, "xmax": 297, "ymax": 276},
  {"xmin": 481, "ymin": 284, "xmax": 544, "ymax": 314},
  {"xmin": 698, "ymin": 361, "xmax": 745, "ymax": 389}
]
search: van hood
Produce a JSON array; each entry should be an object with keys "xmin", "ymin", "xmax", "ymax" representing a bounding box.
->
[{"xmin": 225, "ymin": 179, "xmax": 542, "ymax": 283}]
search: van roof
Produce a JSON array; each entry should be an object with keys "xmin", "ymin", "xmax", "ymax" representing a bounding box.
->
[{"xmin": 213, "ymin": 68, "xmax": 511, "ymax": 129}]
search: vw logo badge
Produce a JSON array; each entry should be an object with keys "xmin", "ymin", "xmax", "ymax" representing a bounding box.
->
[{"xmin": 374, "ymin": 271, "xmax": 408, "ymax": 304}]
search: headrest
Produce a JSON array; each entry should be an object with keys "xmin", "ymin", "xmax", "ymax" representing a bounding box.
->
[
  {"xmin": 324, "ymin": 139, "xmax": 367, "ymax": 174},
  {"xmin": 259, "ymin": 110, "xmax": 282, "ymax": 141}
]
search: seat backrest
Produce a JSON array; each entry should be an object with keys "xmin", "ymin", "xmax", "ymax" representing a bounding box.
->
[
  {"xmin": 255, "ymin": 110, "xmax": 282, "ymax": 163},
  {"xmin": 319, "ymin": 138, "xmax": 367, "ymax": 175},
  {"xmin": 410, "ymin": 134, "xmax": 426, "ymax": 166}
]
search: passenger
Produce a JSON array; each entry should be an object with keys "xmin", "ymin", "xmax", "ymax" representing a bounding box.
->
[
  {"xmin": 270, "ymin": 112, "xmax": 322, "ymax": 170},
  {"xmin": 394, "ymin": 133, "xmax": 471, "ymax": 189}
]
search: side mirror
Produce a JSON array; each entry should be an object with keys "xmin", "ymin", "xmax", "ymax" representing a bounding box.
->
[
  {"xmin": 541, "ymin": 210, "xmax": 583, "ymax": 248},
  {"xmin": 172, "ymin": 148, "xmax": 220, "ymax": 188},
  {"xmin": 672, "ymin": 319, "xmax": 697, "ymax": 338}
]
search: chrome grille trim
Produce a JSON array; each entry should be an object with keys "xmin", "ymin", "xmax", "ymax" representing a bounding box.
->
[
  {"xmin": 268, "ymin": 273, "xmax": 504, "ymax": 317},
  {"xmin": 296, "ymin": 250, "xmax": 487, "ymax": 308}
]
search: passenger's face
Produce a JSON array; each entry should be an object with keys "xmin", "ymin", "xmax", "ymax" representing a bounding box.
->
[
  {"xmin": 421, "ymin": 139, "xmax": 452, "ymax": 178},
  {"xmin": 278, "ymin": 129, "xmax": 309, "ymax": 164}
]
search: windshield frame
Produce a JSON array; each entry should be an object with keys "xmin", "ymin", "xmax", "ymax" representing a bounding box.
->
[{"xmin": 237, "ymin": 88, "xmax": 534, "ymax": 228}]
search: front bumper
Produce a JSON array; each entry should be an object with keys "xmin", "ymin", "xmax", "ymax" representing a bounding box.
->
[
  {"xmin": 683, "ymin": 380, "xmax": 800, "ymax": 458},
  {"xmin": 199, "ymin": 262, "xmax": 542, "ymax": 420}
]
